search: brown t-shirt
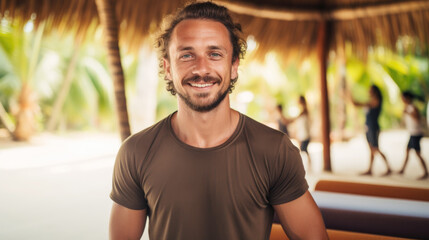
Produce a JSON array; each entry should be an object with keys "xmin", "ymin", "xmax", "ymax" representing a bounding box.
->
[{"xmin": 111, "ymin": 112, "xmax": 308, "ymax": 240}]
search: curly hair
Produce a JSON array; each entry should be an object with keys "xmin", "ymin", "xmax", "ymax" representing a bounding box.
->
[{"xmin": 156, "ymin": 1, "xmax": 247, "ymax": 95}]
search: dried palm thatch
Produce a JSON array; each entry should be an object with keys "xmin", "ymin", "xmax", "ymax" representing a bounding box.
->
[
  {"xmin": 222, "ymin": 0, "xmax": 429, "ymax": 62},
  {"xmin": 2, "ymin": 0, "xmax": 426, "ymax": 166},
  {"xmin": 1, "ymin": 0, "xmax": 428, "ymax": 61},
  {"xmin": 0, "ymin": 0, "xmax": 188, "ymax": 48}
]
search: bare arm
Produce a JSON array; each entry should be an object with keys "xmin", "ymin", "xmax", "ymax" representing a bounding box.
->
[
  {"xmin": 350, "ymin": 97, "xmax": 369, "ymax": 108},
  {"xmin": 347, "ymin": 89, "xmax": 371, "ymax": 108},
  {"xmin": 109, "ymin": 202, "xmax": 147, "ymax": 240},
  {"xmin": 405, "ymin": 104, "xmax": 420, "ymax": 121},
  {"xmin": 280, "ymin": 114, "xmax": 293, "ymax": 125},
  {"xmin": 276, "ymin": 107, "xmax": 292, "ymax": 125},
  {"xmin": 346, "ymin": 89, "xmax": 359, "ymax": 106},
  {"xmin": 273, "ymin": 191, "xmax": 328, "ymax": 240}
]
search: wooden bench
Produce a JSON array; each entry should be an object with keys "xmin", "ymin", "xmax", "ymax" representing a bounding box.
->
[
  {"xmin": 270, "ymin": 180, "xmax": 429, "ymax": 240},
  {"xmin": 270, "ymin": 223, "xmax": 411, "ymax": 240},
  {"xmin": 312, "ymin": 191, "xmax": 429, "ymax": 239},
  {"xmin": 314, "ymin": 180, "xmax": 429, "ymax": 201}
]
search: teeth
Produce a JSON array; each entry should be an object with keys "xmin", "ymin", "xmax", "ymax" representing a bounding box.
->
[{"xmin": 190, "ymin": 83, "xmax": 213, "ymax": 88}]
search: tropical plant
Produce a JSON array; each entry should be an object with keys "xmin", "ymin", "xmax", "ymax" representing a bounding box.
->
[
  {"xmin": 0, "ymin": 17, "xmax": 44, "ymax": 140},
  {"xmin": 36, "ymin": 30, "xmax": 116, "ymax": 132},
  {"xmin": 0, "ymin": 17, "xmax": 117, "ymax": 140},
  {"xmin": 95, "ymin": 0, "xmax": 131, "ymax": 141}
]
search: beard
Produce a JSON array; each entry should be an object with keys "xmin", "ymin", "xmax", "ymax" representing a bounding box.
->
[{"xmin": 176, "ymin": 75, "xmax": 229, "ymax": 112}]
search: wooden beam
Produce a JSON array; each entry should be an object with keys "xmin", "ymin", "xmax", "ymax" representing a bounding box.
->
[
  {"xmin": 215, "ymin": 0, "xmax": 429, "ymax": 21},
  {"xmin": 214, "ymin": 1, "xmax": 322, "ymax": 21},
  {"xmin": 317, "ymin": 20, "xmax": 332, "ymax": 172},
  {"xmin": 329, "ymin": 0, "xmax": 429, "ymax": 20}
]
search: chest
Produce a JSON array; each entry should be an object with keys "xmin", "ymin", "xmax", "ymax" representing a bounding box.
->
[{"xmin": 140, "ymin": 142, "xmax": 271, "ymax": 214}]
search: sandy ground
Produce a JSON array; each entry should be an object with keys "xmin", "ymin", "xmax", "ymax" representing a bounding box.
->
[{"xmin": 0, "ymin": 129, "xmax": 428, "ymax": 240}]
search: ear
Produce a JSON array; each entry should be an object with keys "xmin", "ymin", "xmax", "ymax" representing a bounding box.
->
[
  {"xmin": 163, "ymin": 58, "xmax": 172, "ymax": 80},
  {"xmin": 231, "ymin": 58, "xmax": 239, "ymax": 80}
]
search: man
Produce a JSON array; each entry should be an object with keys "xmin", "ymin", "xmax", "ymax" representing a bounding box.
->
[{"xmin": 109, "ymin": 2, "xmax": 328, "ymax": 240}]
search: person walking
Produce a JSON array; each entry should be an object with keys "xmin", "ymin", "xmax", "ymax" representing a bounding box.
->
[
  {"xmin": 276, "ymin": 104, "xmax": 290, "ymax": 135},
  {"xmin": 294, "ymin": 96, "xmax": 312, "ymax": 170},
  {"xmin": 277, "ymin": 97, "xmax": 311, "ymax": 171},
  {"xmin": 399, "ymin": 91, "xmax": 428, "ymax": 180},
  {"xmin": 351, "ymin": 84, "xmax": 392, "ymax": 176}
]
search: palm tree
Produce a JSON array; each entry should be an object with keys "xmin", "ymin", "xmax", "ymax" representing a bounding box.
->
[
  {"xmin": 0, "ymin": 18, "xmax": 117, "ymax": 139},
  {"xmin": 39, "ymin": 33, "xmax": 115, "ymax": 132},
  {"xmin": 0, "ymin": 19, "xmax": 44, "ymax": 141},
  {"xmin": 0, "ymin": 100, "xmax": 14, "ymax": 135},
  {"xmin": 95, "ymin": 0, "xmax": 131, "ymax": 141},
  {"xmin": 46, "ymin": 41, "xmax": 81, "ymax": 131}
]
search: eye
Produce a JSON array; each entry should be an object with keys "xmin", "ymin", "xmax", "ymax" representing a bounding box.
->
[
  {"xmin": 209, "ymin": 52, "xmax": 223, "ymax": 59},
  {"xmin": 179, "ymin": 53, "xmax": 194, "ymax": 61}
]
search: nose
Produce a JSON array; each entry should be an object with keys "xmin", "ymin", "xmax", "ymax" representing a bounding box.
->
[{"xmin": 192, "ymin": 56, "xmax": 210, "ymax": 76}]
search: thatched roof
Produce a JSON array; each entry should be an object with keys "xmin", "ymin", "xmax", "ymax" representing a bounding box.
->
[
  {"xmin": 224, "ymin": 0, "xmax": 429, "ymax": 61},
  {"xmin": 1, "ymin": 0, "xmax": 429, "ymax": 61}
]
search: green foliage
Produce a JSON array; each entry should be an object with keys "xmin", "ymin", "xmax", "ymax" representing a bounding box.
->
[
  {"xmin": 81, "ymin": 56, "xmax": 113, "ymax": 117},
  {"xmin": 0, "ymin": 20, "xmax": 24, "ymax": 104},
  {"xmin": 48, "ymin": 36, "xmax": 115, "ymax": 130},
  {"xmin": 0, "ymin": 17, "xmax": 116, "ymax": 132},
  {"xmin": 377, "ymin": 53, "xmax": 428, "ymax": 101},
  {"xmin": 344, "ymin": 44, "xmax": 429, "ymax": 130},
  {"xmin": 2, "ymin": 15, "xmax": 428, "ymax": 135}
]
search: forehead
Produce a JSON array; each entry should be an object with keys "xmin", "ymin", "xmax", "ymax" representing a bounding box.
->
[{"xmin": 169, "ymin": 19, "xmax": 231, "ymax": 50}]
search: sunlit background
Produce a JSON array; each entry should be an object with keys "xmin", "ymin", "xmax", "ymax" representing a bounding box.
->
[
  {"xmin": 1, "ymin": 17, "xmax": 428, "ymax": 139},
  {"xmin": 1, "ymin": 1, "xmax": 429, "ymax": 239}
]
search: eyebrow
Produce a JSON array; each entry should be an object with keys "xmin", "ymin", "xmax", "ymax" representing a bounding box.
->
[
  {"xmin": 177, "ymin": 46, "xmax": 194, "ymax": 52},
  {"xmin": 208, "ymin": 45, "xmax": 224, "ymax": 51},
  {"xmin": 176, "ymin": 45, "xmax": 227, "ymax": 52}
]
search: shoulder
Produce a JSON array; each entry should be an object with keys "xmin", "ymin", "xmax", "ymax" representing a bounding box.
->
[
  {"xmin": 241, "ymin": 115, "xmax": 306, "ymax": 195},
  {"xmin": 242, "ymin": 114, "xmax": 296, "ymax": 153},
  {"xmin": 243, "ymin": 115, "xmax": 285, "ymax": 139},
  {"xmin": 117, "ymin": 115, "xmax": 171, "ymax": 160}
]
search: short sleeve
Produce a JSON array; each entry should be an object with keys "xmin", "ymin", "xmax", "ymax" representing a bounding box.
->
[
  {"xmin": 268, "ymin": 136, "xmax": 308, "ymax": 205},
  {"xmin": 110, "ymin": 138, "xmax": 147, "ymax": 210}
]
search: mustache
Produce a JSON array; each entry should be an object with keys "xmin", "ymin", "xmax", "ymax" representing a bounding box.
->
[{"xmin": 183, "ymin": 75, "xmax": 221, "ymax": 84}]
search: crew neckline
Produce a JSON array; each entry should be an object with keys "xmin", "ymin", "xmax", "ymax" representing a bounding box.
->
[{"xmin": 167, "ymin": 111, "xmax": 244, "ymax": 152}]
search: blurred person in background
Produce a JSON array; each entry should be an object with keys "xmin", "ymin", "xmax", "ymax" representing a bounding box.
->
[
  {"xmin": 293, "ymin": 96, "xmax": 312, "ymax": 171},
  {"xmin": 350, "ymin": 84, "xmax": 392, "ymax": 176},
  {"xmin": 276, "ymin": 103, "xmax": 290, "ymax": 136},
  {"xmin": 399, "ymin": 91, "xmax": 428, "ymax": 180},
  {"xmin": 277, "ymin": 97, "xmax": 311, "ymax": 171}
]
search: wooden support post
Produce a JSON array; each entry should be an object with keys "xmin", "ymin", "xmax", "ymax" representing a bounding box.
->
[
  {"xmin": 317, "ymin": 21, "xmax": 332, "ymax": 172},
  {"xmin": 95, "ymin": 0, "xmax": 131, "ymax": 141}
]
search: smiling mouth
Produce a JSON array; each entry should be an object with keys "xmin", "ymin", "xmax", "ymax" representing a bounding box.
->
[
  {"xmin": 189, "ymin": 82, "xmax": 214, "ymax": 88},
  {"xmin": 183, "ymin": 75, "xmax": 221, "ymax": 88}
]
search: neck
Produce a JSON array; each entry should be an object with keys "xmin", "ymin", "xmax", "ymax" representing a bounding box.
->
[{"xmin": 171, "ymin": 96, "xmax": 239, "ymax": 148}]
